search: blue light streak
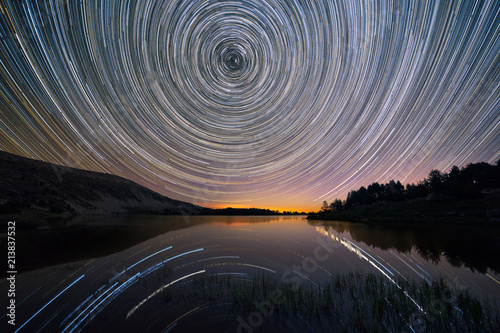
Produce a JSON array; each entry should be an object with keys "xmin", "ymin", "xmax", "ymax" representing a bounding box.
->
[{"xmin": 15, "ymin": 274, "xmax": 85, "ymax": 333}]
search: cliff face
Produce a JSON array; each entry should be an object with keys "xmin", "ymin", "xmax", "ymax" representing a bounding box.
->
[{"xmin": 0, "ymin": 151, "xmax": 201, "ymax": 217}]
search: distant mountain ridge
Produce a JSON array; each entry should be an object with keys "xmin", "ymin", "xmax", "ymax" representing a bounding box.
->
[{"xmin": 0, "ymin": 151, "xmax": 202, "ymax": 218}]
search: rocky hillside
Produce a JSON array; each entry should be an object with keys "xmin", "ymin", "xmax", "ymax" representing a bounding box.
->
[{"xmin": 0, "ymin": 151, "xmax": 202, "ymax": 217}]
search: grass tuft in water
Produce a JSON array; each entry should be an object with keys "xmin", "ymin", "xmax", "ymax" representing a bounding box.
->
[{"xmin": 161, "ymin": 270, "xmax": 500, "ymax": 332}]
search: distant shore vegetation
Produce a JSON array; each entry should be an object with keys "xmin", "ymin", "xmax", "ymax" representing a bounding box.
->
[
  {"xmin": 199, "ymin": 207, "xmax": 307, "ymax": 216},
  {"xmin": 308, "ymin": 160, "xmax": 500, "ymax": 223}
]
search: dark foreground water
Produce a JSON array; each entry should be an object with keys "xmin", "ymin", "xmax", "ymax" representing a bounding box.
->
[{"xmin": 1, "ymin": 215, "xmax": 499, "ymax": 332}]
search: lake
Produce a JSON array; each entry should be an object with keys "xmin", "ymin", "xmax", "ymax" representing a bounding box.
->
[{"xmin": 2, "ymin": 215, "xmax": 500, "ymax": 332}]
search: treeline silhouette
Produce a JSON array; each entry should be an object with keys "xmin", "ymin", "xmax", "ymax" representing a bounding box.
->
[
  {"xmin": 315, "ymin": 160, "xmax": 500, "ymax": 214},
  {"xmin": 199, "ymin": 207, "xmax": 307, "ymax": 216}
]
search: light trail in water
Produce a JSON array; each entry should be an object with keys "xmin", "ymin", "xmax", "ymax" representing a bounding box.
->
[
  {"xmin": 61, "ymin": 247, "xmax": 205, "ymax": 333},
  {"xmin": 62, "ymin": 282, "xmax": 120, "ymax": 333},
  {"xmin": 345, "ymin": 239, "xmax": 396, "ymax": 277},
  {"xmin": 232, "ymin": 262, "xmax": 276, "ymax": 273},
  {"xmin": 126, "ymin": 270, "xmax": 206, "ymax": 319},
  {"xmin": 487, "ymin": 273, "xmax": 500, "ymax": 285},
  {"xmin": 110, "ymin": 245, "xmax": 173, "ymax": 281},
  {"xmin": 163, "ymin": 307, "xmax": 201, "ymax": 333},
  {"xmin": 7, "ymin": 217, "xmax": 499, "ymax": 331},
  {"xmin": 391, "ymin": 251, "xmax": 430, "ymax": 282},
  {"xmin": 59, "ymin": 285, "xmax": 107, "ymax": 329},
  {"xmin": 316, "ymin": 227, "xmax": 425, "ymax": 313},
  {"xmin": 15, "ymin": 274, "xmax": 85, "ymax": 333},
  {"xmin": 0, "ymin": 286, "xmax": 41, "ymax": 321}
]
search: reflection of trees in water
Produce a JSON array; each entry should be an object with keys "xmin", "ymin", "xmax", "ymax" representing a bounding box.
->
[
  {"xmin": 311, "ymin": 221, "xmax": 500, "ymax": 274},
  {"xmin": 414, "ymin": 230, "xmax": 500, "ymax": 274},
  {"xmin": 14, "ymin": 215, "xmax": 302, "ymax": 275}
]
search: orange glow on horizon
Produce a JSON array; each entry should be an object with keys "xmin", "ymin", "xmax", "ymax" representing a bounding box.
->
[{"xmin": 199, "ymin": 202, "xmax": 312, "ymax": 213}]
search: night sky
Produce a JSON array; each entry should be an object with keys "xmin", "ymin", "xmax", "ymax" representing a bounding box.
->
[{"xmin": 0, "ymin": 0, "xmax": 499, "ymax": 211}]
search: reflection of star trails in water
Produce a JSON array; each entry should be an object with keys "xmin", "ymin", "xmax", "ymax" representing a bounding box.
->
[
  {"xmin": 1, "ymin": 0, "xmax": 498, "ymax": 210},
  {"xmin": 487, "ymin": 273, "xmax": 500, "ymax": 285},
  {"xmin": 60, "ymin": 248, "xmax": 204, "ymax": 333},
  {"xmin": 126, "ymin": 270, "xmax": 206, "ymax": 319},
  {"xmin": 15, "ymin": 274, "xmax": 85, "ymax": 333},
  {"xmin": 316, "ymin": 226, "xmax": 424, "ymax": 312}
]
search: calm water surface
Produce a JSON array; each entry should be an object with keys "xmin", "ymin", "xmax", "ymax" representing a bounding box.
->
[{"xmin": 2, "ymin": 215, "xmax": 499, "ymax": 332}]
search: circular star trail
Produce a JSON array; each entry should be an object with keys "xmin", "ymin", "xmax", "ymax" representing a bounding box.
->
[{"xmin": 0, "ymin": 0, "xmax": 499, "ymax": 210}]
